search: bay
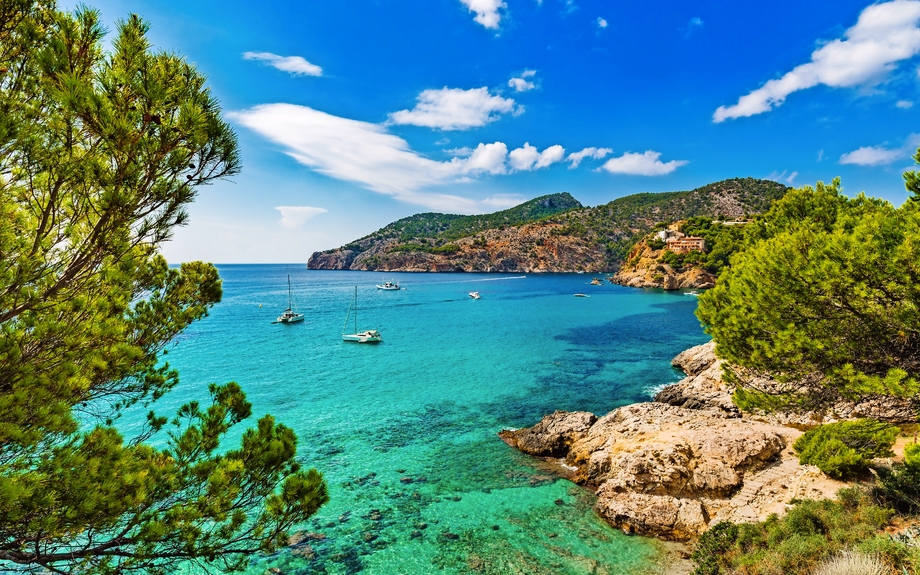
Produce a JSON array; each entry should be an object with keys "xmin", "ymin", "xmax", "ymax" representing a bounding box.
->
[{"xmin": 140, "ymin": 266, "xmax": 710, "ymax": 574}]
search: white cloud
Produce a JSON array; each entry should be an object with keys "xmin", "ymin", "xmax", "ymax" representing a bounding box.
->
[
  {"xmin": 839, "ymin": 145, "xmax": 905, "ymax": 165},
  {"xmin": 242, "ymin": 51, "xmax": 323, "ymax": 76},
  {"xmin": 714, "ymin": 0, "xmax": 920, "ymax": 122},
  {"xmin": 481, "ymin": 194, "xmax": 527, "ymax": 209},
  {"xmin": 230, "ymin": 104, "xmax": 524, "ymax": 212},
  {"xmin": 509, "ymin": 143, "xmax": 565, "ymax": 171},
  {"xmin": 508, "ymin": 70, "xmax": 537, "ymax": 92},
  {"xmin": 459, "ymin": 0, "xmax": 506, "ymax": 29},
  {"xmin": 463, "ymin": 142, "xmax": 510, "ymax": 174},
  {"xmin": 897, "ymin": 99, "xmax": 914, "ymax": 107},
  {"xmin": 597, "ymin": 17, "xmax": 608, "ymax": 29},
  {"xmin": 566, "ymin": 147, "xmax": 612, "ymax": 168},
  {"xmin": 817, "ymin": 149, "xmax": 825, "ymax": 162},
  {"xmin": 275, "ymin": 206, "xmax": 328, "ymax": 228},
  {"xmin": 388, "ymin": 87, "xmax": 518, "ymax": 130},
  {"xmin": 839, "ymin": 132, "xmax": 920, "ymax": 165},
  {"xmin": 600, "ymin": 150, "xmax": 688, "ymax": 176}
]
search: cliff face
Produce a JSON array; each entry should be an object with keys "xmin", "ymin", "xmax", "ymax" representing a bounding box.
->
[
  {"xmin": 308, "ymin": 178, "xmax": 789, "ymax": 272},
  {"xmin": 611, "ymin": 238, "xmax": 716, "ymax": 290}
]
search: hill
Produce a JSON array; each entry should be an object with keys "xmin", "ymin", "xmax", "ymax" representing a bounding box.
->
[{"xmin": 307, "ymin": 178, "xmax": 789, "ymax": 272}]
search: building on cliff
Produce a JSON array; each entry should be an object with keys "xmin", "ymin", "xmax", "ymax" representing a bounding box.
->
[{"xmin": 666, "ymin": 236, "xmax": 706, "ymax": 254}]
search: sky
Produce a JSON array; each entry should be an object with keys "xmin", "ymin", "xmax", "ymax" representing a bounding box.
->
[{"xmin": 63, "ymin": 0, "xmax": 920, "ymax": 263}]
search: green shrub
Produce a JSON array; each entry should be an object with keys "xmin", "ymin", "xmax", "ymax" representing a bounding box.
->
[
  {"xmin": 793, "ymin": 420, "xmax": 898, "ymax": 479},
  {"xmin": 691, "ymin": 521, "xmax": 738, "ymax": 575},
  {"xmin": 690, "ymin": 493, "xmax": 898, "ymax": 575}
]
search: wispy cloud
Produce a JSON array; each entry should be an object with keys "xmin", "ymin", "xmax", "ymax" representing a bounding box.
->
[
  {"xmin": 839, "ymin": 133, "xmax": 920, "ymax": 165},
  {"xmin": 897, "ymin": 99, "xmax": 914, "ymax": 108},
  {"xmin": 714, "ymin": 0, "xmax": 920, "ymax": 122},
  {"xmin": 509, "ymin": 143, "xmax": 565, "ymax": 171},
  {"xmin": 242, "ymin": 51, "xmax": 323, "ymax": 76},
  {"xmin": 566, "ymin": 147, "xmax": 611, "ymax": 168},
  {"xmin": 275, "ymin": 206, "xmax": 328, "ymax": 228},
  {"xmin": 481, "ymin": 194, "xmax": 527, "ymax": 209},
  {"xmin": 684, "ymin": 17, "xmax": 703, "ymax": 38},
  {"xmin": 459, "ymin": 0, "xmax": 506, "ymax": 29},
  {"xmin": 596, "ymin": 17, "xmax": 608, "ymax": 29},
  {"xmin": 388, "ymin": 87, "xmax": 519, "ymax": 130},
  {"xmin": 508, "ymin": 70, "xmax": 537, "ymax": 92},
  {"xmin": 767, "ymin": 170, "xmax": 798, "ymax": 184},
  {"xmin": 600, "ymin": 150, "xmax": 688, "ymax": 176}
]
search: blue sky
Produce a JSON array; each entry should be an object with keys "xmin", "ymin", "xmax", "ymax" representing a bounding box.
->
[{"xmin": 66, "ymin": 0, "xmax": 920, "ymax": 262}]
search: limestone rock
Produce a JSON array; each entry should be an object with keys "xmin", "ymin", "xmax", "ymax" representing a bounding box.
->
[
  {"xmin": 504, "ymin": 401, "xmax": 793, "ymax": 539},
  {"xmin": 499, "ymin": 410, "xmax": 596, "ymax": 457}
]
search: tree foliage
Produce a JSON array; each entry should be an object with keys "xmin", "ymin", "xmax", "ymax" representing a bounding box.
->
[
  {"xmin": 792, "ymin": 420, "xmax": 898, "ymax": 479},
  {"xmin": 696, "ymin": 178, "xmax": 920, "ymax": 407},
  {"xmin": 0, "ymin": 2, "xmax": 327, "ymax": 573}
]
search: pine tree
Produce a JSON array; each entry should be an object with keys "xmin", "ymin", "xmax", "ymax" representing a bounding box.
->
[{"xmin": 0, "ymin": 2, "xmax": 328, "ymax": 572}]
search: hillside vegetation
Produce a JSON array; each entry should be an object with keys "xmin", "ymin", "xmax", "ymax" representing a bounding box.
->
[{"xmin": 308, "ymin": 178, "xmax": 789, "ymax": 272}]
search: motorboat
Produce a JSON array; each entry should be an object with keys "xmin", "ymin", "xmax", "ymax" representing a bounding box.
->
[
  {"xmin": 376, "ymin": 280, "xmax": 400, "ymax": 290},
  {"xmin": 342, "ymin": 286, "xmax": 382, "ymax": 343},
  {"xmin": 684, "ymin": 290, "xmax": 701, "ymax": 297},
  {"xmin": 469, "ymin": 291, "xmax": 480, "ymax": 299},
  {"xmin": 276, "ymin": 275, "xmax": 304, "ymax": 323},
  {"xmin": 590, "ymin": 278, "xmax": 602, "ymax": 285},
  {"xmin": 574, "ymin": 293, "xmax": 590, "ymax": 298}
]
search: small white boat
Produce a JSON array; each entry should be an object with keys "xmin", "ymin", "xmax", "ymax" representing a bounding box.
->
[
  {"xmin": 590, "ymin": 278, "xmax": 602, "ymax": 285},
  {"xmin": 469, "ymin": 291, "xmax": 480, "ymax": 299},
  {"xmin": 276, "ymin": 275, "xmax": 304, "ymax": 323},
  {"xmin": 684, "ymin": 290, "xmax": 701, "ymax": 297},
  {"xmin": 376, "ymin": 280, "xmax": 400, "ymax": 290},
  {"xmin": 342, "ymin": 286, "xmax": 381, "ymax": 343},
  {"xmin": 574, "ymin": 293, "xmax": 590, "ymax": 298}
]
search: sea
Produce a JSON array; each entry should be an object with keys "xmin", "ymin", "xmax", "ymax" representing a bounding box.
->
[{"xmin": 134, "ymin": 265, "xmax": 711, "ymax": 575}]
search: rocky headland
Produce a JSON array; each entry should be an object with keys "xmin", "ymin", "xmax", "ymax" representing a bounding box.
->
[
  {"xmin": 500, "ymin": 341, "xmax": 917, "ymax": 541},
  {"xmin": 611, "ymin": 238, "xmax": 716, "ymax": 290},
  {"xmin": 309, "ymin": 178, "xmax": 788, "ymax": 273}
]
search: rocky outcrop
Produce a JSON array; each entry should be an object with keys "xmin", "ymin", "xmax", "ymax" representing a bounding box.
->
[
  {"xmin": 611, "ymin": 239, "xmax": 716, "ymax": 290},
  {"xmin": 501, "ymin": 402, "xmax": 840, "ymax": 540},
  {"xmin": 654, "ymin": 341, "xmax": 917, "ymax": 425}
]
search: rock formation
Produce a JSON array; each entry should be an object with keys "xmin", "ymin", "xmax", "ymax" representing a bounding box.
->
[
  {"xmin": 501, "ymin": 403, "xmax": 841, "ymax": 540},
  {"xmin": 611, "ymin": 238, "xmax": 716, "ymax": 290},
  {"xmin": 501, "ymin": 340, "xmax": 917, "ymax": 540},
  {"xmin": 655, "ymin": 341, "xmax": 918, "ymax": 425}
]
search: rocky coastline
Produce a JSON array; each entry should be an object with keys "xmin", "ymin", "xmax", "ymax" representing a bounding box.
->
[
  {"xmin": 500, "ymin": 341, "xmax": 916, "ymax": 542},
  {"xmin": 611, "ymin": 239, "xmax": 716, "ymax": 290}
]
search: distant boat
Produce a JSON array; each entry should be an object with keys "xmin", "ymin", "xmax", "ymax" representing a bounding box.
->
[
  {"xmin": 574, "ymin": 293, "xmax": 590, "ymax": 298},
  {"xmin": 275, "ymin": 275, "xmax": 304, "ymax": 324},
  {"xmin": 469, "ymin": 291, "xmax": 480, "ymax": 299},
  {"xmin": 685, "ymin": 290, "xmax": 701, "ymax": 297},
  {"xmin": 590, "ymin": 278, "xmax": 602, "ymax": 285},
  {"xmin": 342, "ymin": 286, "xmax": 382, "ymax": 343},
  {"xmin": 376, "ymin": 280, "xmax": 400, "ymax": 290}
]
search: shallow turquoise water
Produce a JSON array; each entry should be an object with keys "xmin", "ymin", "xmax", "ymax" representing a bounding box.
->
[{"xmin": 142, "ymin": 266, "xmax": 709, "ymax": 574}]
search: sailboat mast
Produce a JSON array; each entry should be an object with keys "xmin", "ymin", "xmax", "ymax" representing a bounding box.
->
[
  {"xmin": 287, "ymin": 275, "xmax": 293, "ymax": 309},
  {"xmin": 354, "ymin": 286, "xmax": 358, "ymax": 333}
]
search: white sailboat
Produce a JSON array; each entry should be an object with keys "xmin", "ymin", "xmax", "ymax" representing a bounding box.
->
[
  {"xmin": 342, "ymin": 286, "xmax": 381, "ymax": 343},
  {"xmin": 276, "ymin": 275, "xmax": 304, "ymax": 323}
]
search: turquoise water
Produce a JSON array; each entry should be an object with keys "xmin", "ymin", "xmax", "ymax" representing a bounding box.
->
[{"xmin": 142, "ymin": 266, "xmax": 709, "ymax": 574}]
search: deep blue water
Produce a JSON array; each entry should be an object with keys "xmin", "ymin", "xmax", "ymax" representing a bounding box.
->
[{"xmin": 141, "ymin": 266, "xmax": 709, "ymax": 574}]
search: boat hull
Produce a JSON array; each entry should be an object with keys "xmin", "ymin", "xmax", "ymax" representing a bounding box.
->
[
  {"xmin": 277, "ymin": 314, "xmax": 304, "ymax": 323},
  {"xmin": 342, "ymin": 331, "xmax": 382, "ymax": 343}
]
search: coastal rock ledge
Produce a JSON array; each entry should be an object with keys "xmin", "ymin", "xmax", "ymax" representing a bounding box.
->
[{"xmin": 501, "ymin": 404, "xmax": 831, "ymax": 540}]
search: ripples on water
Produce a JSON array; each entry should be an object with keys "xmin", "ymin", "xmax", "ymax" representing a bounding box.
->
[{"xmin": 137, "ymin": 266, "xmax": 708, "ymax": 574}]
